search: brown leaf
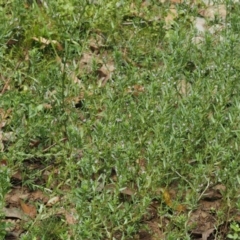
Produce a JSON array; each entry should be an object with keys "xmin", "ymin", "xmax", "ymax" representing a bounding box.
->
[
  {"xmin": 120, "ymin": 187, "xmax": 135, "ymax": 196},
  {"xmin": 88, "ymin": 34, "xmax": 105, "ymax": 52},
  {"xmin": 102, "ymin": 183, "xmax": 116, "ymax": 193},
  {"xmin": 79, "ymin": 52, "xmax": 99, "ymax": 75},
  {"xmin": 46, "ymin": 196, "xmax": 60, "ymax": 206},
  {"xmin": 192, "ymin": 36, "xmax": 205, "ymax": 45},
  {"xmin": 148, "ymin": 221, "xmax": 165, "ymax": 240},
  {"xmin": 200, "ymin": 199, "xmax": 221, "ymax": 211},
  {"xmin": 214, "ymin": 183, "xmax": 226, "ymax": 192},
  {"xmin": 97, "ymin": 62, "xmax": 115, "ymax": 86},
  {"xmin": 202, "ymin": 228, "xmax": 215, "ymax": 240},
  {"xmin": 0, "ymin": 159, "xmax": 7, "ymax": 166},
  {"xmin": 133, "ymin": 85, "xmax": 145, "ymax": 92},
  {"xmin": 65, "ymin": 212, "xmax": 77, "ymax": 225},
  {"xmin": 3, "ymin": 207, "xmax": 28, "ymax": 220},
  {"xmin": 43, "ymin": 103, "xmax": 52, "ymax": 110},
  {"xmin": 3, "ymin": 131, "xmax": 16, "ymax": 142},
  {"xmin": 194, "ymin": 17, "xmax": 207, "ymax": 33},
  {"xmin": 164, "ymin": 5, "xmax": 178, "ymax": 29},
  {"xmin": 136, "ymin": 158, "xmax": 146, "ymax": 173},
  {"xmin": 1, "ymin": 75, "xmax": 11, "ymax": 94},
  {"xmin": 5, "ymin": 188, "xmax": 29, "ymax": 204},
  {"xmin": 32, "ymin": 37, "xmax": 63, "ymax": 51},
  {"xmin": 11, "ymin": 169, "xmax": 22, "ymax": 181},
  {"xmin": 69, "ymin": 72, "xmax": 83, "ymax": 86},
  {"xmin": 52, "ymin": 207, "xmax": 77, "ymax": 225},
  {"xmin": 126, "ymin": 85, "xmax": 145, "ymax": 96},
  {"xmin": 29, "ymin": 139, "xmax": 41, "ymax": 148},
  {"xmin": 31, "ymin": 190, "xmax": 49, "ymax": 203},
  {"xmin": 199, "ymin": 5, "xmax": 226, "ymax": 21},
  {"xmin": 0, "ymin": 108, "xmax": 12, "ymax": 128},
  {"xmin": 20, "ymin": 200, "xmax": 37, "ymax": 218},
  {"xmin": 177, "ymin": 79, "xmax": 191, "ymax": 97},
  {"xmin": 81, "ymin": 52, "xmax": 94, "ymax": 64},
  {"xmin": 188, "ymin": 209, "xmax": 215, "ymax": 236},
  {"xmin": 200, "ymin": 184, "xmax": 226, "ymax": 201}
]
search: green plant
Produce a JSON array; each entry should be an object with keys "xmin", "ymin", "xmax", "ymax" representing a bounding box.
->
[{"xmin": 227, "ymin": 222, "xmax": 240, "ymax": 240}]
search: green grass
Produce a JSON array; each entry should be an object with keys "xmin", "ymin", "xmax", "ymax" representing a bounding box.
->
[{"xmin": 1, "ymin": 0, "xmax": 240, "ymax": 239}]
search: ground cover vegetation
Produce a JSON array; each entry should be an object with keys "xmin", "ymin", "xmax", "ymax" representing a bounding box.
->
[{"xmin": 1, "ymin": 0, "xmax": 240, "ymax": 239}]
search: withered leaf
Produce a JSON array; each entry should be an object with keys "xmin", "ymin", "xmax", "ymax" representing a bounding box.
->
[
  {"xmin": 202, "ymin": 228, "xmax": 215, "ymax": 240},
  {"xmin": 199, "ymin": 5, "xmax": 226, "ymax": 21},
  {"xmin": 120, "ymin": 187, "xmax": 135, "ymax": 196},
  {"xmin": 98, "ymin": 62, "xmax": 115, "ymax": 86},
  {"xmin": 31, "ymin": 190, "xmax": 49, "ymax": 203},
  {"xmin": 164, "ymin": 5, "xmax": 178, "ymax": 29},
  {"xmin": 177, "ymin": 80, "xmax": 191, "ymax": 97},
  {"xmin": 65, "ymin": 212, "xmax": 77, "ymax": 225},
  {"xmin": 32, "ymin": 37, "xmax": 63, "ymax": 51},
  {"xmin": 3, "ymin": 207, "xmax": 29, "ymax": 221},
  {"xmin": 46, "ymin": 196, "xmax": 60, "ymax": 206},
  {"xmin": 5, "ymin": 190, "xmax": 28, "ymax": 204},
  {"xmin": 20, "ymin": 200, "xmax": 37, "ymax": 218}
]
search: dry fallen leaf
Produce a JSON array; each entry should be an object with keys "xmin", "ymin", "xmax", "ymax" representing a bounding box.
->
[
  {"xmin": 32, "ymin": 37, "xmax": 63, "ymax": 51},
  {"xmin": 136, "ymin": 158, "xmax": 146, "ymax": 173},
  {"xmin": 5, "ymin": 189, "xmax": 28, "ymax": 204},
  {"xmin": 0, "ymin": 108, "xmax": 12, "ymax": 128},
  {"xmin": 199, "ymin": 4, "xmax": 227, "ymax": 21},
  {"xmin": 164, "ymin": 5, "xmax": 178, "ymax": 29},
  {"xmin": 97, "ymin": 62, "xmax": 115, "ymax": 86},
  {"xmin": 208, "ymin": 24, "xmax": 225, "ymax": 35},
  {"xmin": 3, "ymin": 131, "xmax": 16, "ymax": 142},
  {"xmin": 79, "ymin": 52, "xmax": 97, "ymax": 73},
  {"xmin": 49, "ymin": 208, "xmax": 77, "ymax": 227},
  {"xmin": 202, "ymin": 228, "xmax": 215, "ymax": 240},
  {"xmin": 192, "ymin": 36, "xmax": 205, "ymax": 45},
  {"xmin": 133, "ymin": 85, "xmax": 145, "ymax": 93},
  {"xmin": 65, "ymin": 212, "xmax": 77, "ymax": 225},
  {"xmin": 3, "ymin": 207, "xmax": 29, "ymax": 221},
  {"xmin": 31, "ymin": 190, "xmax": 49, "ymax": 203},
  {"xmin": 46, "ymin": 196, "xmax": 60, "ymax": 206},
  {"xmin": 120, "ymin": 187, "xmax": 135, "ymax": 196},
  {"xmin": 0, "ymin": 159, "xmax": 7, "ymax": 166},
  {"xmin": 78, "ymin": 51, "xmax": 115, "ymax": 86},
  {"xmin": 126, "ymin": 85, "xmax": 145, "ymax": 96},
  {"xmin": 188, "ymin": 209, "xmax": 216, "ymax": 239},
  {"xmin": 20, "ymin": 200, "xmax": 37, "ymax": 218},
  {"xmin": 177, "ymin": 79, "xmax": 191, "ymax": 97},
  {"xmin": 96, "ymin": 183, "xmax": 113, "ymax": 192},
  {"xmin": 88, "ymin": 34, "xmax": 105, "ymax": 52},
  {"xmin": 194, "ymin": 17, "xmax": 206, "ymax": 33},
  {"xmin": 148, "ymin": 221, "xmax": 165, "ymax": 240}
]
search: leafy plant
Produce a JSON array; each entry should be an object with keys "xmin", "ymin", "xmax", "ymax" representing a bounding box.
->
[{"xmin": 227, "ymin": 222, "xmax": 240, "ymax": 240}]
